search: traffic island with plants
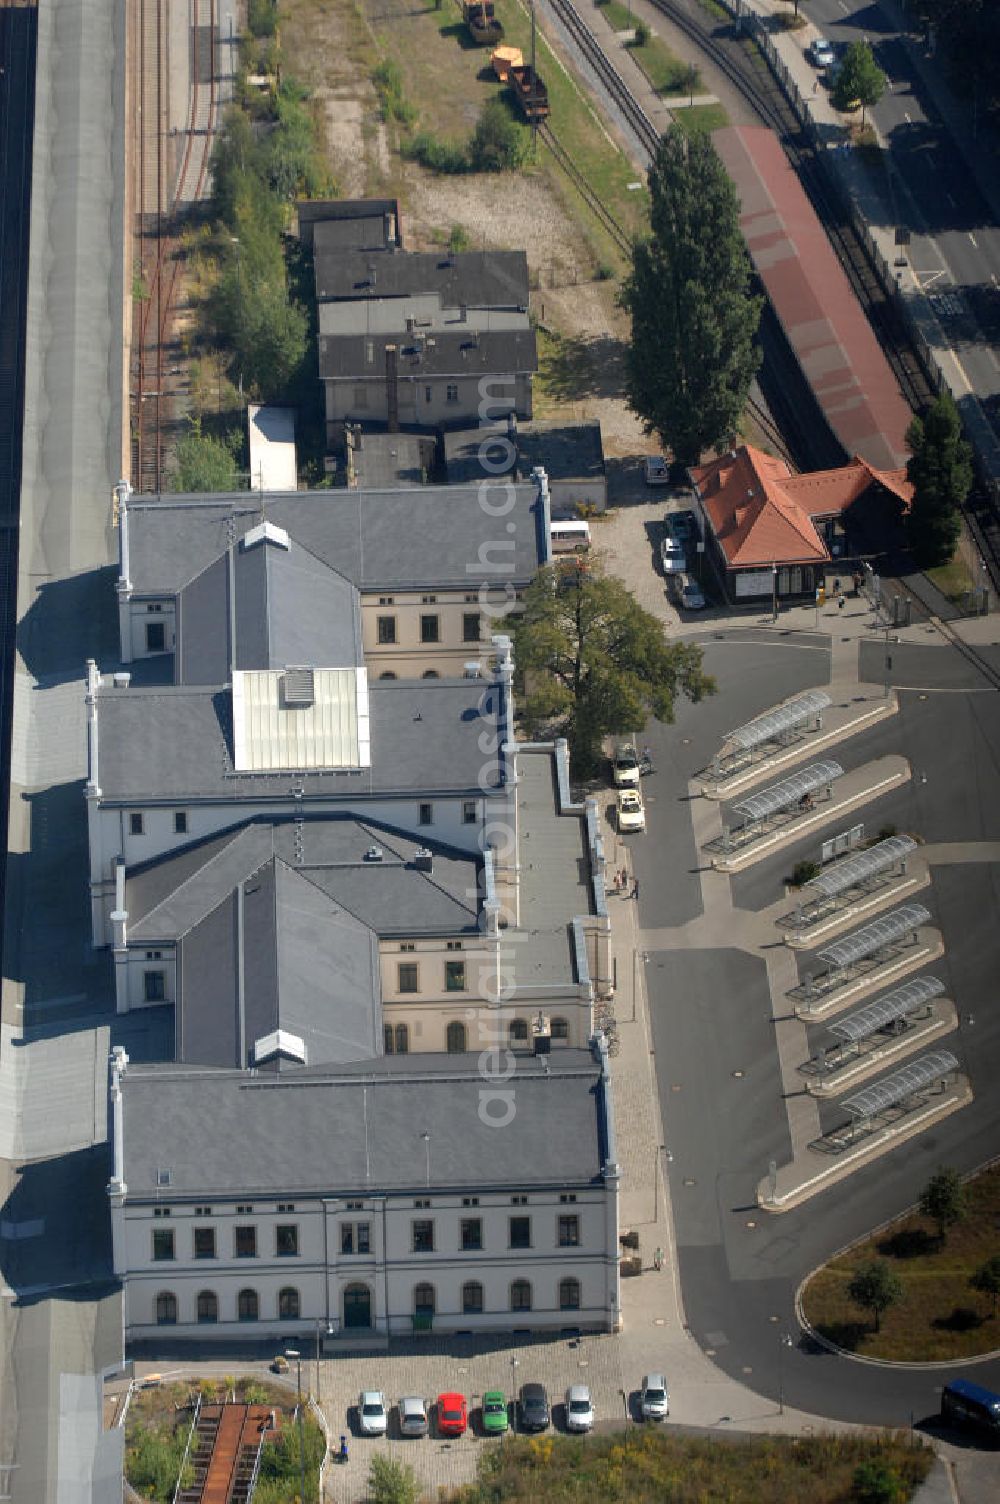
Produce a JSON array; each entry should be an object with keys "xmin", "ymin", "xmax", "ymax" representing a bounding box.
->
[
  {"xmin": 124, "ymin": 1376, "xmax": 326, "ymax": 1504},
  {"xmin": 802, "ymin": 1162, "xmax": 1000, "ymax": 1361},
  {"xmin": 438, "ymin": 1430, "xmax": 932, "ymax": 1503}
]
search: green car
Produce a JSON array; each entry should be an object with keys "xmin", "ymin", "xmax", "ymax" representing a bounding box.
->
[{"xmin": 482, "ymin": 1390, "xmax": 509, "ymax": 1435}]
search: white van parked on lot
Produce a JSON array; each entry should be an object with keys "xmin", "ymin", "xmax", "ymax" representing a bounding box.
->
[{"xmin": 550, "ymin": 519, "xmax": 592, "ymax": 554}]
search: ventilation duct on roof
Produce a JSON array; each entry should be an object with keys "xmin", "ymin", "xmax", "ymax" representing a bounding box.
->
[
  {"xmin": 282, "ymin": 667, "xmax": 315, "ymax": 708},
  {"xmin": 365, "ymin": 845, "xmax": 384, "ymax": 862},
  {"xmin": 413, "ymin": 848, "xmax": 434, "ymax": 872}
]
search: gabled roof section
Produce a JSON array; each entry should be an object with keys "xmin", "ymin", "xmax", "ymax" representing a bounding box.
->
[{"xmin": 242, "ymin": 518, "xmax": 290, "ymax": 550}]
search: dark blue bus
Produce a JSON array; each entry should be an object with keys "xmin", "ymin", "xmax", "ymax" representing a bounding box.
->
[{"xmin": 941, "ymin": 1378, "xmax": 1000, "ymax": 1443}]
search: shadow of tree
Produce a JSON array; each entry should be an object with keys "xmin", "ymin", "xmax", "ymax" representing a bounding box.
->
[
  {"xmin": 539, "ymin": 331, "xmax": 628, "ymax": 403},
  {"xmin": 812, "ymin": 1320, "xmax": 869, "ymax": 1352},
  {"xmin": 932, "ymin": 1307, "xmax": 985, "ymax": 1333},
  {"xmin": 877, "ymin": 1226, "xmax": 935, "ymax": 1260}
]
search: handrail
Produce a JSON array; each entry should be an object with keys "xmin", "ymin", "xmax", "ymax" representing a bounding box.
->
[{"xmin": 170, "ymin": 1393, "xmax": 202, "ymax": 1504}]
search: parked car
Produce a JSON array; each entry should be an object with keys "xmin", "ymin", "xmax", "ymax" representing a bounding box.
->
[
  {"xmin": 612, "ymin": 742, "xmax": 640, "ymax": 787},
  {"xmin": 644, "ymin": 455, "xmax": 670, "ymax": 485},
  {"xmin": 640, "ymin": 1373, "xmax": 670, "ymax": 1421},
  {"xmin": 398, "ymin": 1395, "xmax": 429, "ymax": 1438},
  {"xmin": 270, "ymin": 1356, "xmax": 289, "ymax": 1375},
  {"xmin": 565, "ymin": 1384, "xmax": 595, "ymax": 1432},
  {"xmin": 675, "ymin": 573, "xmax": 706, "ymax": 611},
  {"xmin": 359, "ymin": 1390, "xmax": 388, "ymax": 1436},
  {"xmin": 436, "ymin": 1392, "xmax": 468, "ymax": 1437},
  {"xmin": 807, "ymin": 37, "xmax": 836, "ymax": 68},
  {"xmin": 617, "ymin": 787, "xmax": 646, "ymax": 833},
  {"xmin": 660, "ymin": 535, "xmax": 686, "ymax": 574},
  {"xmin": 668, "ymin": 509, "xmax": 698, "ymax": 545},
  {"xmin": 519, "ymin": 1382, "xmax": 551, "ymax": 1431},
  {"xmin": 481, "ymin": 1390, "xmax": 509, "ymax": 1435}
]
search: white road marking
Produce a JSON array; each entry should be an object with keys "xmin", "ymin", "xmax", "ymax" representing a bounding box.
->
[{"xmin": 968, "ymin": 232, "xmax": 978, "ymax": 248}]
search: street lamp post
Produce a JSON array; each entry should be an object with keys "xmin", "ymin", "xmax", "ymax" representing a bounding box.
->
[
  {"xmin": 286, "ymin": 1348, "xmax": 306, "ymax": 1504},
  {"xmin": 777, "ymin": 1332, "xmax": 793, "ymax": 1415},
  {"xmin": 510, "ymin": 1356, "xmax": 519, "ymax": 1435},
  {"xmin": 771, "ymin": 564, "xmax": 779, "ymax": 623}
]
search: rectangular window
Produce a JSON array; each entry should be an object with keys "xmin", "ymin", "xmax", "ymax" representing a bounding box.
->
[
  {"xmin": 421, "ymin": 595, "xmax": 437, "ymax": 605},
  {"xmin": 143, "ymin": 971, "xmax": 166, "ymax": 1003},
  {"xmin": 145, "ymin": 621, "xmax": 165, "ymax": 653},
  {"xmin": 341, "ymin": 1223, "xmax": 354, "ymax": 1255},
  {"xmin": 152, "ymin": 1228, "xmax": 174, "ymax": 1262},
  {"xmin": 414, "ymin": 1198, "xmax": 430, "ymax": 1209},
  {"xmin": 420, "ymin": 614, "xmax": 440, "ymax": 644},
  {"xmin": 418, "ymin": 803, "xmax": 433, "ymax": 827},
  {"xmin": 275, "ymin": 1224, "xmax": 299, "ymax": 1257},
  {"xmin": 446, "ymin": 941, "xmax": 463, "ymax": 951},
  {"xmin": 425, "ymin": 385, "xmax": 432, "ymax": 404},
  {"xmin": 129, "ymin": 812, "xmax": 144, "ymax": 836},
  {"xmin": 174, "ymin": 811, "xmax": 187, "ymax": 835},
  {"xmin": 193, "ymin": 1227, "xmax": 215, "ymax": 1259},
  {"xmin": 462, "ymin": 1196, "xmax": 479, "ymax": 1207},
  {"xmin": 400, "ymin": 942, "xmax": 415, "ymax": 952},
  {"xmin": 463, "ymin": 1283, "xmax": 484, "ymax": 1314},
  {"xmin": 463, "ymin": 612, "xmax": 480, "ymax": 643},
  {"xmin": 511, "ymin": 1194, "xmax": 528, "ymax": 1206},
  {"xmin": 558, "ymin": 1215, "xmax": 580, "ymax": 1248},
  {"xmin": 559, "ymin": 1193, "xmax": 577, "ymax": 1204},
  {"xmin": 357, "ymin": 1222, "xmax": 371, "ymax": 1254},
  {"xmin": 234, "ymin": 1225, "xmax": 257, "ymax": 1258},
  {"xmin": 412, "ymin": 1219, "xmax": 434, "ymax": 1253},
  {"xmin": 462, "ymin": 800, "xmax": 477, "ymax": 825},
  {"xmin": 446, "ymin": 383, "xmax": 459, "ymax": 404},
  {"xmin": 461, "ymin": 1218, "xmax": 483, "ymax": 1251},
  {"xmin": 397, "ymin": 962, "xmax": 419, "ymax": 994},
  {"xmin": 377, "ymin": 615, "xmax": 397, "ymax": 645},
  {"xmin": 509, "ymin": 1216, "xmax": 531, "ymax": 1250},
  {"xmin": 278, "ymin": 1202, "xmax": 295, "ymax": 1213},
  {"xmin": 445, "ymin": 960, "xmax": 466, "ymax": 992}
]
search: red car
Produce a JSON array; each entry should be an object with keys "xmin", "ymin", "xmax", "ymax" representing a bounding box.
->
[{"xmin": 436, "ymin": 1392, "xmax": 468, "ymax": 1437}]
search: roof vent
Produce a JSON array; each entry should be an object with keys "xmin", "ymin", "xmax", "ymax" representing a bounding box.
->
[
  {"xmin": 242, "ymin": 520, "xmax": 290, "ymax": 552},
  {"xmin": 413, "ymin": 847, "xmax": 434, "ymax": 872},
  {"xmin": 282, "ymin": 667, "xmax": 315, "ymax": 708},
  {"xmin": 463, "ymin": 661, "xmax": 482, "ymax": 678},
  {"xmin": 365, "ymin": 845, "xmax": 384, "ymax": 862}
]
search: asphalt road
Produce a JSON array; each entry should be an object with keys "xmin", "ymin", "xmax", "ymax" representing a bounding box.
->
[
  {"xmin": 808, "ymin": 1, "xmax": 1000, "ymax": 436},
  {"xmin": 631, "ymin": 629, "xmax": 1000, "ymax": 1494}
]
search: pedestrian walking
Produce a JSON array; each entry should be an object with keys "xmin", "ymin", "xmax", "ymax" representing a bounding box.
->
[
  {"xmin": 653, "ymin": 1246, "xmax": 664, "ymax": 1272},
  {"xmin": 633, "ymin": 877, "xmax": 640, "ymax": 901}
]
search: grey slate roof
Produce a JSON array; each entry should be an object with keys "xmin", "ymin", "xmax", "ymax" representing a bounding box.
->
[
  {"xmin": 314, "ymin": 249, "xmax": 530, "ymax": 307},
  {"xmin": 444, "ymin": 421, "xmax": 605, "ymax": 488},
  {"xmin": 125, "ymin": 485, "xmax": 545, "ymax": 596},
  {"xmin": 177, "ymin": 535, "xmax": 363, "ymax": 684},
  {"xmin": 96, "ymin": 676, "xmax": 506, "ymax": 802},
  {"xmin": 119, "ymin": 1050, "xmax": 608, "ymax": 1198},
  {"xmin": 125, "ymin": 816, "xmax": 481, "ymax": 941},
  {"xmin": 319, "ymin": 328, "xmax": 538, "ymax": 382},
  {"xmin": 512, "ymin": 748, "xmax": 597, "ymax": 988},
  {"xmin": 296, "ymin": 198, "xmax": 401, "ymax": 250}
]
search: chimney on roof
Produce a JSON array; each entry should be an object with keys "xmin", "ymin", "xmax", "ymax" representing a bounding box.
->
[
  {"xmin": 413, "ymin": 848, "xmax": 434, "ymax": 873},
  {"xmin": 365, "ymin": 845, "xmax": 384, "ymax": 862}
]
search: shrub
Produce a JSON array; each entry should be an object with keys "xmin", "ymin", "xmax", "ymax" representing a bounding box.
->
[
  {"xmin": 401, "ymin": 130, "xmax": 469, "ymax": 174},
  {"xmin": 373, "ymin": 59, "xmax": 416, "ymax": 126},
  {"xmin": 170, "ymin": 420, "xmax": 240, "ymax": 493},
  {"xmin": 468, "ymin": 97, "xmax": 527, "ymax": 171},
  {"xmin": 448, "ymin": 223, "xmax": 471, "ymax": 253},
  {"xmin": 368, "ymin": 1454, "xmax": 419, "ymax": 1504},
  {"xmin": 596, "ymin": 263, "xmax": 615, "ymax": 281},
  {"xmin": 248, "ymin": 0, "xmax": 278, "ymax": 38},
  {"xmin": 790, "ymin": 859, "xmax": 820, "ymax": 887},
  {"xmin": 632, "ymin": 20, "xmax": 650, "ymax": 46},
  {"xmin": 852, "ymin": 1459, "xmax": 904, "ymax": 1504}
]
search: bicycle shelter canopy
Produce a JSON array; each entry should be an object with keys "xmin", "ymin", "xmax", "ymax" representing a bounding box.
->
[
  {"xmin": 805, "ymin": 835, "xmax": 916, "ymax": 902},
  {"xmin": 816, "ymin": 903, "xmax": 930, "ymax": 971},
  {"xmin": 731, "ymin": 760, "xmax": 843, "ymax": 824},
  {"xmin": 840, "ymin": 1049, "xmax": 958, "ymax": 1123},
  {"xmin": 829, "ymin": 977, "xmax": 945, "ymax": 1045},
  {"xmin": 726, "ymin": 691, "xmax": 831, "ymax": 754}
]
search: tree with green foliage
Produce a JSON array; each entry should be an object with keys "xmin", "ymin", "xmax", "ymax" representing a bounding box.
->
[
  {"xmin": 469, "ymin": 98, "xmax": 526, "ymax": 172},
  {"xmin": 125, "ymin": 1425, "xmax": 193, "ymax": 1502},
  {"xmin": 256, "ymin": 1417, "xmax": 325, "ymax": 1501},
  {"xmin": 170, "ymin": 420, "xmax": 240, "ymax": 492},
  {"xmin": 904, "ymin": 393, "xmax": 971, "ymax": 567},
  {"xmin": 919, "ymin": 1166, "xmax": 967, "ymax": 1245},
  {"xmin": 504, "ymin": 559, "xmax": 715, "ymax": 776},
  {"xmin": 248, "ymin": 0, "xmax": 279, "ymax": 38},
  {"xmin": 621, "ymin": 127, "xmax": 761, "ymax": 468},
  {"xmin": 847, "ymin": 1260, "xmax": 905, "ymax": 1333},
  {"xmin": 969, "ymin": 1253, "xmax": 1000, "ymax": 1317},
  {"xmin": 831, "ymin": 40, "xmax": 886, "ymax": 123},
  {"xmin": 368, "ymin": 1453, "xmax": 420, "ymax": 1504},
  {"xmin": 852, "ymin": 1459, "xmax": 904, "ymax": 1504}
]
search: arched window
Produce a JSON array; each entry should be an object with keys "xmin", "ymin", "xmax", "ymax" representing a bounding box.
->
[
  {"xmin": 196, "ymin": 1290, "xmax": 218, "ymax": 1324},
  {"xmin": 378, "ymin": 671, "xmax": 397, "ymax": 681},
  {"xmin": 510, "ymin": 1279, "xmax": 532, "ymax": 1312},
  {"xmin": 509, "ymin": 1018, "xmax": 528, "ymax": 1044},
  {"xmin": 278, "ymin": 1287, "xmax": 300, "ymax": 1321},
  {"xmin": 395, "ymin": 1023, "xmax": 409, "ymax": 1054},
  {"xmin": 559, "ymin": 1277, "xmax": 581, "ymax": 1311},
  {"xmin": 237, "ymin": 1288, "xmax": 259, "ymax": 1322},
  {"xmin": 421, "ymin": 670, "xmax": 440, "ymax": 679},
  {"xmin": 156, "ymin": 1291, "xmax": 177, "ymax": 1325},
  {"xmin": 551, "ymin": 1017, "xmax": 569, "ymax": 1041},
  {"xmin": 446, "ymin": 1021, "xmax": 467, "ymax": 1054},
  {"xmin": 414, "ymin": 1282, "xmax": 436, "ymax": 1316},
  {"xmin": 462, "ymin": 1281, "xmax": 484, "ymax": 1315}
]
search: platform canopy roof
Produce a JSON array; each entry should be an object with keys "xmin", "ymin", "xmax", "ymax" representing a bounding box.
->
[
  {"xmin": 817, "ymin": 903, "xmax": 931, "ymax": 970},
  {"xmin": 726, "ymin": 690, "xmax": 831, "ymax": 754},
  {"xmin": 840, "ymin": 1050, "xmax": 959, "ymax": 1121},
  {"xmin": 805, "ymin": 835, "xmax": 916, "ymax": 902},
  {"xmin": 731, "ymin": 760, "xmax": 843, "ymax": 822},
  {"xmin": 829, "ymin": 976, "xmax": 946, "ymax": 1045}
]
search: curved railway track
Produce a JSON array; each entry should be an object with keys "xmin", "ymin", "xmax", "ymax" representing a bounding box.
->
[{"xmin": 131, "ymin": 0, "xmax": 217, "ymax": 493}]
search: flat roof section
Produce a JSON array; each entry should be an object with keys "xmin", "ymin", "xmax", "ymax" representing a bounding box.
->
[
  {"xmin": 712, "ymin": 126, "xmax": 913, "ymax": 471},
  {"xmin": 247, "ymin": 404, "xmax": 297, "ymax": 493}
]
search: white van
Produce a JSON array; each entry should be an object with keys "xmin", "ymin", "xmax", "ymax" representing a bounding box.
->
[{"xmin": 550, "ymin": 519, "xmax": 591, "ymax": 554}]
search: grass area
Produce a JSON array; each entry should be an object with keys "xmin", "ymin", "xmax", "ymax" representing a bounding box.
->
[
  {"xmin": 670, "ymin": 101, "xmax": 729, "ymax": 134},
  {"xmin": 440, "ymin": 1430, "xmax": 933, "ymax": 1503},
  {"xmin": 599, "ymin": 1, "xmax": 703, "ymax": 96},
  {"xmin": 802, "ymin": 1163, "xmax": 1000, "ymax": 1362},
  {"xmin": 926, "ymin": 553, "xmax": 975, "ymax": 603},
  {"xmin": 533, "ymin": 324, "xmax": 629, "ymax": 414}
]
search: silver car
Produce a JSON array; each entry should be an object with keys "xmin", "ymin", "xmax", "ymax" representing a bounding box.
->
[
  {"xmin": 397, "ymin": 1395, "xmax": 428, "ymax": 1438},
  {"xmin": 359, "ymin": 1389, "xmax": 388, "ymax": 1436},
  {"xmin": 640, "ymin": 1373, "xmax": 669, "ymax": 1421},
  {"xmin": 565, "ymin": 1383, "xmax": 594, "ymax": 1432}
]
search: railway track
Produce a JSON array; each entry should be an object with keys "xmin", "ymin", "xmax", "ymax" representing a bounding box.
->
[
  {"xmin": 547, "ymin": 0, "xmax": 659, "ymax": 158},
  {"xmin": 538, "ymin": 122, "xmax": 632, "ymax": 257},
  {"xmin": 131, "ymin": 0, "xmax": 218, "ymax": 494}
]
